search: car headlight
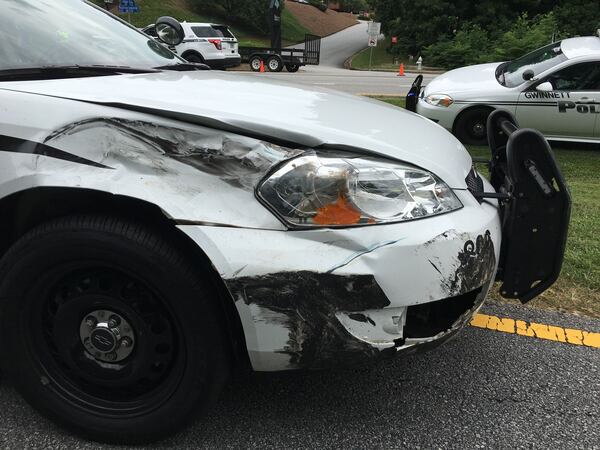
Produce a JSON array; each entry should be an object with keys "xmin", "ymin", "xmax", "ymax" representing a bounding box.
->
[
  {"xmin": 425, "ymin": 94, "xmax": 454, "ymax": 107},
  {"xmin": 257, "ymin": 152, "xmax": 463, "ymax": 228}
]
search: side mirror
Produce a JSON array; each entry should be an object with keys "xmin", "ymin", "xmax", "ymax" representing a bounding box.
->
[
  {"xmin": 522, "ymin": 69, "xmax": 535, "ymax": 81},
  {"xmin": 155, "ymin": 16, "xmax": 184, "ymax": 46},
  {"xmin": 536, "ymin": 81, "xmax": 554, "ymax": 92}
]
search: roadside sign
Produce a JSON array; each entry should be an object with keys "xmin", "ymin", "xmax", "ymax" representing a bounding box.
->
[
  {"xmin": 392, "ymin": 36, "xmax": 398, "ymax": 44},
  {"xmin": 367, "ymin": 21, "xmax": 381, "ymax": 36},
  {"xmin": 368, "ymin": 35, "xmax": 377, "ymax": 47},
  {"xmin": 119, "ymin": 0, "xmax": 139, "ymax": 13}
]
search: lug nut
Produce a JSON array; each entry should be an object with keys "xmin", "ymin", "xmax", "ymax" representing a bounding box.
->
[
  {"xmin": 120, "ymin": 337, "xmax": 133, "ymax": 348},
  {"xmin": 108, "ymin": 315, "xmax": 121, "ymax": 328},
  {"xmin": 106, "ymin": 352, "xmax": 117, "ymax": 361},
  {"xmin": 85, "ymin": 316, "xmax": 97, "ymax": 328}
]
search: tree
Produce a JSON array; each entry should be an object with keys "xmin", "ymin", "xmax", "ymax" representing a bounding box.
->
[{"xmin": 189, "ymin": 0, "xmax": 271, "ymax": 34}]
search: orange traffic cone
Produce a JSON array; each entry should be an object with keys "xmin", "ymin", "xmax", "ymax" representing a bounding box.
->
[
  {"xmin": 397, "ymin": 63, "xmax": 405, "ymax": 77},
  {"xmin": 260, "ymin": 60, "xmax": 265, "ymax": 73}
]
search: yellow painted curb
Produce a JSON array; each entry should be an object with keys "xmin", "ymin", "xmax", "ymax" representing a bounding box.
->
[{"xmin": 470, "ymin": 313, "xmax": 600, "ymax": 348}]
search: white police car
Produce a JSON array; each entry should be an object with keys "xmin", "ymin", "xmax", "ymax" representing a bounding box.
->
[
  {"xmin": 0, "ymin": 0, "xmax": 570, "ymax": 443},
  {"xmin": 408, "ymin": 36, "xmax": 600, "ymax": 145},
  {"xmin": 142, "ymin": 21, "xmax": 241, "ymax": 69}
]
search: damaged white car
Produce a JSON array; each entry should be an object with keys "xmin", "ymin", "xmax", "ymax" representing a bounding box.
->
[{"xmin": 0, "ymin": 0, "xmax": 571, "ymax": 444}]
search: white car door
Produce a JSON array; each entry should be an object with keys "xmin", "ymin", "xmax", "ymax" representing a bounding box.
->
[{"xmin": 516, "ymin": 61, "xmax": 600, "ymax": 139}]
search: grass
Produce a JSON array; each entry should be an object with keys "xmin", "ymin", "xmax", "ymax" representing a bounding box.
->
[
  {"xmin": 369, "ymin": 95, "xmax": 600, "ymax": 318},
  {"xmin": 91, "ymin": 0, "xmax": 309, "ymax": 48},
  {"xmin": 350, "ymin": 40, "xmax": 404, "ymax": 71}
]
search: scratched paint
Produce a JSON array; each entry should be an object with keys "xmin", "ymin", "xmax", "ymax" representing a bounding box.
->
[{"xmin": 470, "ymin": 313, "xmax": 600, "ymax": 348}]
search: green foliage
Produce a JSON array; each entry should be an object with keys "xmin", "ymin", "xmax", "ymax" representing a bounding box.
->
[
  {"xmin": 370, "ymin": 0, "xmax": 600, "ymax": 69},
  {"xmin": 422, "ymin": 25, "xmax": 491, "ymax": 69},
  {"xmin": 424, "ymin": 13, "xmax": 558, "ymax": 68},
  {"xmin": 308, "ymin": 0, "xmax": 328, "ymax": 12},
  {"xmin": 339, "ymin": 0, "xmax": 368, "ymax": 13},
  {"xmin": 189, "ymin": 0, "xmax": 270, "ymax": 34}
]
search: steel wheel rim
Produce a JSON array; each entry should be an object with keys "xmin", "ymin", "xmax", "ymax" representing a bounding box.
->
[{"xmin": 26, "ymin": 265, "xmax": 186, "ymax": 414}]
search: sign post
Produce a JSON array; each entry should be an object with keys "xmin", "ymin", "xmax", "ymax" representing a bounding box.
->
[
  {"xmin": 367, "ymin": 21, "xmax": 381, "ymax": 71},
  {"xmin": 269, "ymin": 0, "xmax": 283, "ymax": 51},
  {"xmin": 119, "ymin": 0, "xmax": 140, "ymax": 23}
]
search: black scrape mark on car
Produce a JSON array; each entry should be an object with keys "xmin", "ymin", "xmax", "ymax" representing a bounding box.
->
[
  {"xmin": 44, "ymin": 118, "xmax": 302, "ymax": 189},
  {"xmin": 348, "ymin": 313, "xmax": 376, "ymax": 326},
  {"xmin": 227, "ymin": 271, "xmax": 391, "ymax": 369},
  {"xmin": 447, "ymin": 231, "xmax": 496, "ymax": 296}
]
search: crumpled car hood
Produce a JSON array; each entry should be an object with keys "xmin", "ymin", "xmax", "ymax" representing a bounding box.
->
[
  {"xmin": 424, "ymin": 62, "xmax": 503, "ymax": 97},
  {"xmin": 1, "ymin": 71, "xmax": 472, "ymax": 188}
]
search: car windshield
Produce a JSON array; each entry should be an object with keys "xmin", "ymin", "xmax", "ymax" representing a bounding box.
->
[
  {"xmin": 0, "ymin": 0, "xmax": 182, "ymax": 73},
  {"xmin": 497, "ymin": 42, "xmax": 567, "ymax": 87}
]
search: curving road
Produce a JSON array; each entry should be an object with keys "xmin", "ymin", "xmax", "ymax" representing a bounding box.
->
[
  {"xmin": 252, "ymin": 22, "xmax": 437, "ymax": 95},
  {"xmin": 317, "ymin": 21, "xmax": 370, "ymax": 68}
]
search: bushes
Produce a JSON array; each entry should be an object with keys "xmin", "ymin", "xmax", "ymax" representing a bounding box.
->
[
  {"xmin": 308, "ymin": 1, "xmax": 328, "ymax": 12},
  {"xmin": 423, "ymin": 13, "xmax": 558, "ymax": 69}
]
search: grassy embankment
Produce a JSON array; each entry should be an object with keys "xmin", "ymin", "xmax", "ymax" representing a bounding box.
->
[{"xmin": 369, "ymin": 96, "xmax": 599, "ymax": 317}]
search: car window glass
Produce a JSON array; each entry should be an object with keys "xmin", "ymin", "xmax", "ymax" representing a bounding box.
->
[
  {"xmin": 212, "ymin": 26, "xmax": 234, "ymax": 39},
  {"xmin": 191, "ymin": 26, "xmax": 219, "ymax": 38},
  {"xmin": 545, "ymin": 62, "xmax": 600, "ymax": 91},
  {"xmin": 0, "ymin": 0, "xmax": 180, "ymax": 71},
  {"xmin": 501, "ymin": 42, "xmax": 567, "ymax": 88}
]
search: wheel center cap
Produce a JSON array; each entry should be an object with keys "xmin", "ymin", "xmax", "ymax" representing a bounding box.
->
[
  {"xmin": 90, "ymin": 327, "xmax": 117, "ymax": 353},
  {"xmin": 80, "ymin": 310, "xmax": 135, "ymax": 363}
]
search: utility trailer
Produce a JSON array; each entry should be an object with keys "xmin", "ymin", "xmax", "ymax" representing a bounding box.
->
[{"xmin": 239, "ymin": 34, "xmax": 321, "ymax": 72}]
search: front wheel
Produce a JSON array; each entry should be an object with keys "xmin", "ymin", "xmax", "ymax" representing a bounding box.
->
[
  {"xmin": 286, "ymin": 64, "xmax": 300, "ymax": 73},
  {"xmin": 454, "ymin": 107, "xmax": 493, "ymax": 146},
  {"xmin": 0, "ymin": 215, "xmax": 229, "ymax": 444}
]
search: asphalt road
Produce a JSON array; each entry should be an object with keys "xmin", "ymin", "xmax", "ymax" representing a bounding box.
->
[
  {"xmin": 255, "ymin": 21, "xmax": 438, "ymax": 96},
  {"xmin": 0, "ymin": 301, "xmax": 598, "ymax": 449},
  {"xmin": 248, "ymin": 67, "xmax": 437, "ymax": 96}
]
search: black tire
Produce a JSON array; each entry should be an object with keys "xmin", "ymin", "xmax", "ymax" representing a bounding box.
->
[
  {"xmin": 0, "ymin": 215, "xmax": 229, "ymax": 444},
  {"xmin": 267, "ymin": 55, "xmax": 283, "ymax": 72},
  {"xmin": 183, "ymin": 52, "xmax": 205, "ymax": 64},
  {"xmin": 286, "ymin": 64, "xmax": 300, "ymax": 73},
  {"xmin": 454, "ymin": 107, "xmax": 493, "ymax": 146},
  {"xmin": 249, "ymin": 56, "xmax": 263, "ymax": 72}
]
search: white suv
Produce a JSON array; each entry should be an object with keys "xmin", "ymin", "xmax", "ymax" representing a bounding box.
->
[{"xmin": 143, "ymin": 22, "xmax": 241, "ymax": 69}]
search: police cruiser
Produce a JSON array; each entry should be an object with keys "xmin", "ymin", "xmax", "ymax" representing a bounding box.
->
[
  {"xmin": 0, "ymin": 0, "xmax": 570, "ymax": 443},
  {"xmin": 408, "ymin": 36, "xmax": 600, "ymax": 145}
]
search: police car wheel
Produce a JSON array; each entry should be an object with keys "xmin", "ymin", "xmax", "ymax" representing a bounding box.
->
[
  {"xmin": 455, "ymin": 107, "xmax": 492, "ymax": 146},
  {"xmin": 0, "ymin": 215, "xmax": 230, "ymax": 444}
]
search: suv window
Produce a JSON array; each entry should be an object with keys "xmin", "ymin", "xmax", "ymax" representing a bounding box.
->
[
  {"xmin": 191, "ymin": 26, "xmax": 219, "ymax": 38},
  {"xmin": 212, "ymin": 25, "xmax": 234, "ymax": 39},
  {"xmin": 545, "ymin": 62, "xmax": 600, "ymax": 91}
]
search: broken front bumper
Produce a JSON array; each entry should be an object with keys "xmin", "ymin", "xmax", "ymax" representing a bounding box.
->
[{"xmin": 179, "ymin": 187, "xmax": 501, "ymax": 371}]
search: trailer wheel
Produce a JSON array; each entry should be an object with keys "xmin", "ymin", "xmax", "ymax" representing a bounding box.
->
[
  {"xmin": 249, "ymin": 56, "xmax": 263, "ymax": 72},
  {"xmin": 267, "ymin": 56, "xmax": 283, "ymax": 72},
  {"xmin": 286, "ymin": 64, "xmax": 300, "ymax": 73},
  {"xmin": 0, "ymin": 215, "xmax": 230, "ymax": 444}
]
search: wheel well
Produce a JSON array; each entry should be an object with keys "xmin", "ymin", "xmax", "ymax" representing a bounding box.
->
[
  {"xmin": 181, "ymin": 50, "xmax": 204, "ymax": 61},
  {"xmin": 0, "ymin": 187, "xmax": 250, "ymax": 370},
  {"xmin": 452, "ymin": 105, "xmax": 495, "ymax": 135}
]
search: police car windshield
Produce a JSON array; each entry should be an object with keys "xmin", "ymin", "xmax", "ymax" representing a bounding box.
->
[
  {"xmin": 0, "ymin": 0, "xmax": 183, "ymax": 75},
  {"xmin": 498, "ymin": 42, "xmax": 567, "ymax": 88}
]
